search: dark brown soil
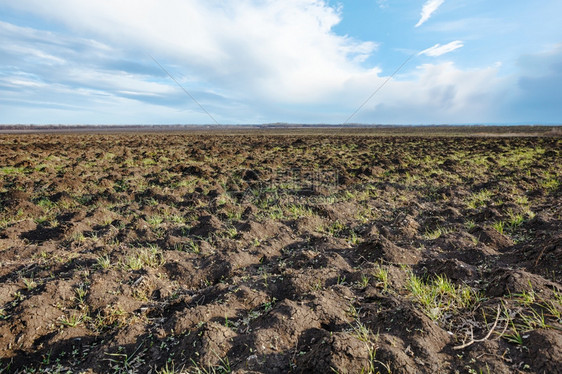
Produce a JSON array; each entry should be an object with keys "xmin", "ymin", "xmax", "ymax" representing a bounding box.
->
[{"xmin": 0, "ymin": 131, "xmax": 561, "ymax": 373}]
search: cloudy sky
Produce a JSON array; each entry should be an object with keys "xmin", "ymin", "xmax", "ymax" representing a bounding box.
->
[{"xmin": 1, "ymin": 0, "xmax": 561, "ymax": 125}]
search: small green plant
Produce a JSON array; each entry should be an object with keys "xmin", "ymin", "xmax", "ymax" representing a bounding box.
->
[
  {"xmin": 125, "ymin": 245, "xmax": 164, "ymax": 270},
  {"xmin": 423, "ymin": 226, "xmax": 451, "ymax": 240},
  {"xmin": 147, "ymin": 215, "xmax": 163, "ymax": 227},
  {"xmin": 541, "ymin": 176, "xmax": 560, "ymax": 191},
  {"xmin": 351, "ymin": 321, "xmax": 372, "ymax": 343},
  {"xmin": 347, "ymin": 303, "xmax": 359, "ymax": 319},
  {"xmin": 105, "ymin": 343, "xmax": 147, "ymax": 374},
  {"xmin": 492, "ymin": 221, "xmax": 505, "ymax": 235},
  {"xmin": 348, "ymin": 230, "xmax": 360, "ymax": 245},
  {"xmin": 324, "ymin": 221, "xmax": 346, "ymax": 237},
  {"xmin": 75, "ymin": 284, "xmax": 87, "ymax": 305},
  {"xmin": 503, "ymin": 321, "xmax": 523, "ymax": 345},
  {"xmin": 464, "ymin": 219, "xmax": 476, "ymax": 231},
  {"xmin": 22, "ymin": 278, "xmax": 37, "ymax": 291},
  {"xmin": 407, "ymin": 273, "xmax": 479, "ymax": 321},
  {"xmin": 358, "ymin": 274, "xmax": 370, "ymax": 289},
  {"xmin": 72, "ymin": 232, "xmax": 87, "ymax": 243},
  {"xmin": 170, "ymin": 214, "xmax": 186, "ymax": 224},
  {"xmin": 97, "ymin": 254, "xmax": 112, "ymax": 269},
  {"xmin": 310, "ymin": 279, "xmax": 323, "ymax": 291},
  {"xmin": 511, "ymin": 282, "xmax": 536, "ymax": 305},
  {"xmin": 372, "ymin": 267, "xmax": 389, "ymax": 292},
  {"xmin": 267, "ymin": 206, "xmax": 285, "ymax": 220},
  {"xmin": 95, "ymin": 304, "xmax": 128, "ymax": 331},
  {"xmin": 12, "ymin": 291, "xmax": 24, "ymax": 304},
  {"xmin": 158, "ymin": 362, "xmax": 180, "ymax": 374},
  {"xmin": 520, "ymin": 308, "xmax": 549, "ymax": 330},
  {"xmin": 515, "ymin": 195, "xmax": 529, "ymax": 206},
  {"xmin": 286, "ymin": 204, "xmax": 314, "ymax": 219},
  {"xmin": 223, "ymin": 226, "xmax": 238, "ymax": 239},
  {"xmin": 0, "ymin": 166, "xmax": 25, "ymax": 175},
  {"xmin": 467, "ymin": 189, "xmax": 493, "ymax": 209},
  {"xmin": 189, "ymin": 355, "xmax": 232, "ymax": 374},
  {"xmin": 59, "ymin": 311, "xmax": 87, "ymax": 328},
  {"xmin": 186, "ymin": 240, "xmax": 200, "ymax": 254},
  {"xmin": 541, "ymin": 300, "xmax": 561, "ymax": 322},
  {"xmin": 507, "ymin": 211, "xmax": 525, "ymax": 228},
  {"xmin": 337, "ymin": 275, "xmax": 347, "ymax": 285},
  {"xmin": 36, "ymin": 198, "xmax": 56, "ymax": 211}
]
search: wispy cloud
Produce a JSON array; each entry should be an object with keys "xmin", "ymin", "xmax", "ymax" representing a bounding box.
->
[
  {"xmin": 419, "ymin": 40, "xmax": 463, "ymax": 56},
  {"xmin": 2, "ymin": 0, "xmax": 559, "ymax": 124},
  {"xmin": 415, "ymin": 0, "xmax": 445, "ymax": 27}
]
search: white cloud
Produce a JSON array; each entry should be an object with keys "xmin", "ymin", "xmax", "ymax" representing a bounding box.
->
[
  {"xmin": 0, "ymin": 1, "xmax": 521, "ymax": 124},
  {"xmin": 1, "ymin": 0, "xmax": 377, "ymax": 105},
  {"xmin": 346, "ymin": 62, "xmax": 508, "ymax": 124},
  {"xmin": 416, "ymin": 0, "xmax": 445, "ymax": 28},
  {"xmin": 419, "ymin": 40, "xmax": 463, "ymax": 57}
]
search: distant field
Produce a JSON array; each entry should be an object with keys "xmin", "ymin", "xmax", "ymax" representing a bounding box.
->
[
  {"xmin": 0, "ymin": 124, "xmax": 561, "ymax": 136},
  {"xmin": 0, "ymin": 131, "xmax": 560, "ymax": 373}
]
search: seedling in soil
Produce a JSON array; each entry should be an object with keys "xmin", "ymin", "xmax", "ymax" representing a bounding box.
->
[
  {"xmin": 96, "ymin": 254, "xmax": 111, "ymax": 269},
  {"xmin": 407, "ymin": 273, "xmax": 478, "ymax": 321},
  {"xmin": 337, "ymin": 275, "xmax": 347, "ymax": 285},
  {"xmin": 358, "ymin": 275, "xmax": 370, "ymax": 289},
  {"xmin": 520, "ymin": 308, "xmax": 550, "ymax": 330},
  {"xmin": 541, "ymin": 301, "xmax": 562, "ymax": 322},
  {"xmin": 554, "ymin": 290, "xmax": 562, "ymax": 304},
  {"xmin": 423, "ymin": 226, "xmax": 451, "ymax": 240},
  {"xmin": 511, "ymin": 283, "xmax": 536, "ymax": 306},
  {"xmin": 503, "ymin": 321, "xmax": 524, "ymax": 345},
  {"xmin": 507, "ymin": 210, "xmax": 525, "ymax": 228},
  {"xmin": 351, "ymin": 321, "xmax": 372, "ymax": 343},
  {"xmin": 267, "ymin": 206, "xmax": 285, "ymax": 220},
  {"xmin": 59, "ymin": 311, "xmax": 87, "ymax": 328},
  {"xmin": 157, "ymin": 362, "xmax": 181, "ymax": 374},
  {"xmin": 365, "ymin": 348, "xmax": 392, "ymax": 374},
  {"xmin": 12, "ymin": 291, "xmax": 24, "ymax": 305},
  {"xmin": 223, "ymin": 314, "xmax": 234, "ymax": 329},
  {"xmin": 310, "ymin": 279, "xmax": 323, "ymax": 291},
  {"xmin": 189, "ymin": 356, "xmax": 232, "ymax": 374},
  {"xmin": 22, "ymin": 277, "xmax": 37, "ymax": 291},
  {"xmin": 75, "ymin": 284, "xmax": 87, "ymax": 305},
  {"xmin": 36, "ymin": 198, "xmax": 56, "ymax": 211},
  {"xmin": 72, "ymin": 232, "xmax": 87, "ymax": 243},
  {"xmin": 348, "ymin": 230, "xmax": 360, "ymax": 245},
  {"xmin": 492, "ymin": 221, "xmax": 505, "ymax": 235},
  {"xmin": 222, "ymin": 226, "xmax": 238, "ymax": 239},
  {"xmin": 467, "ymin": 189, "xmax": 492, "ymax": 209},
  {"xmin": 147, "ymin": 215, "xmax": 164, "ymax": 227},
  {"xmin": 372, "ymin": 267, "xmax": 389, "ymax": 292},
  {"xmin": 105, "ymin": 343, "xmax": 147, "ymax": 374},
  {"xmin": 0, "ymin": 166, "xmax": 25, "ymax": 175},
  {"xmin": 225, "ymin": 209, "xmax": 242, "ymax": 221},
  {"xmin": 186, "ymin": 240, "xmax": 201, "ymax": 254},
  {"xmin": 464, "ymin": 219, "xmax": 476, "ymax": 231},
  {"xmin": 515, "ymin": 195, "xmax": 529, "ymax": 206},
  {"xmin": 347, "ymin": 303, "xmax": 360, "ymax": 319},
  {"xmin": 125, "ymin": 245, "xmax": 165, "ymax": 270},
  {"xmin": 259, "ymin": 268, "xmax": 270, "ymax": 287},
  {"xmin": 323, "ymin": 221, "xmax": 346, "ymax": 237},
  {"xmin": 541, "ymin": 176, "xmax": 560, "ymax": 192},
  {"xmin": 286, "ymin": 204, "xmax": 314, "ymax": 219}
]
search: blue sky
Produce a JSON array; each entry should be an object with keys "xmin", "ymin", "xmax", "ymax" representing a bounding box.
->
[{"xmin": 1, "ymin": 0, "xmax": 561, "ymax": 125}]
